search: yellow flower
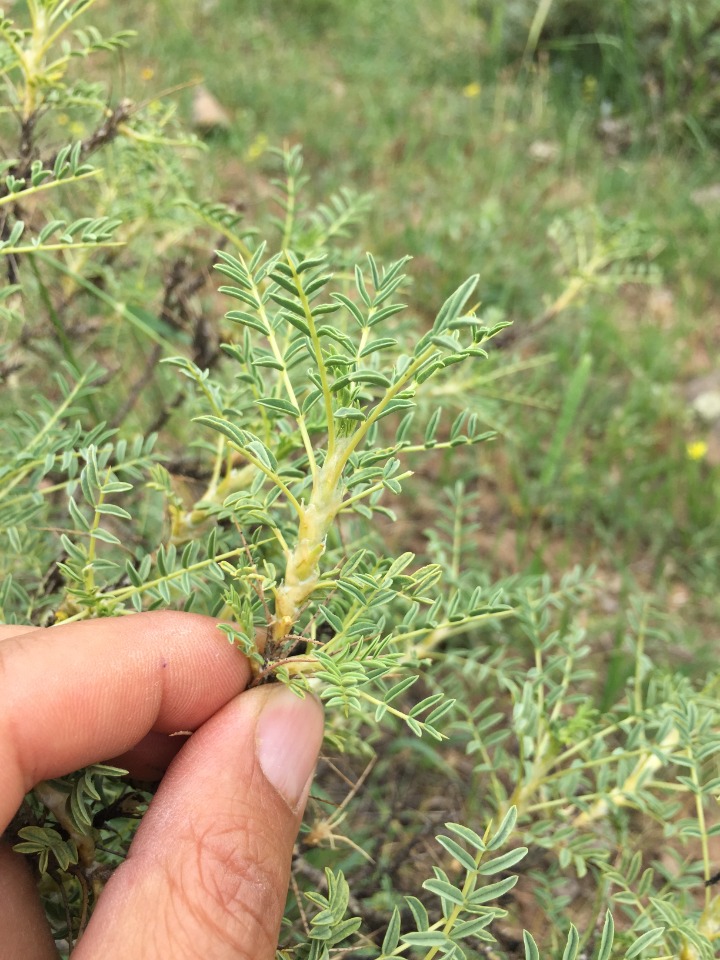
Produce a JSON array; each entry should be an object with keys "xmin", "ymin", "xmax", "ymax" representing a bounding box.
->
[
  {"xmin": 582, "ymin": 75, "xmax": 598, "ymax": 102},
  {"xmin": 140, "ymin": 66, "xmax": 155, "ymax": 82},
  {"xmin": 686, "ymin": 440, "xmax": 708, "ymax": 461},
  {"xmin": 245, "ymin": 133, "xmax": 268, "ymax": 162},
  {"xmin": 462, "ymin": 81, "xmax": 481, "ymax": 98}
]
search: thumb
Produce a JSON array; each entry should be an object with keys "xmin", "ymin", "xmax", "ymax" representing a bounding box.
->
[{"xmin": 75, "ymin": 684, "xmax": 324, "ymax": 960}]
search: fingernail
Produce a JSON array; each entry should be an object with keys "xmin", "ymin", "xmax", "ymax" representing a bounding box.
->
[{"xmin": 256, "ymin": 685, "xmax": 324, "ymax": 811}]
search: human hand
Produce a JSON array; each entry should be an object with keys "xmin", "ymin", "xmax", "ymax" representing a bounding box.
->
[{"xmin": 0, "ymin": 611, "xmax": 324, "ymax": 959}]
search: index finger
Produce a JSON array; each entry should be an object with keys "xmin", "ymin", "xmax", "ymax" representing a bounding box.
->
[{"xmin": 0, "ymin": 611, "xmax": 250, "ymax": 831}]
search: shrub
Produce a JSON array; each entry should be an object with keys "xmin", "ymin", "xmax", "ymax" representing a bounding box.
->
[{"xmin": 2, "ymin": 3, "xmax": 720, "ymax": 958}]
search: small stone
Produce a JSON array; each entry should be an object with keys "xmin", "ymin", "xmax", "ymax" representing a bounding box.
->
[
  {"xmin": 693, "ymin": 391, "xmax": 720, "ymax": 423},
  {"xmin": 528, "ymin": 139, "xmax": 559, "ymax": 163},
  {"xmin": 192, "ymin": 86, "xmax": 231, "ymax": 132},
  {"xmin": 686, "ymin": 372, "xmax": 720, "ymax": 424},
  {"xmin": 690, "ymin": 183, "xmax": 720, "ymax": 207}
]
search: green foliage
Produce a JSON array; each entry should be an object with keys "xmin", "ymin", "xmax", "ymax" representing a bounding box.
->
[
  {"xmin": 14, "ymin": 825, "xmax": 78, "ymax": 875},
  {"xmin": 2, "ymin": 2, "xmax": 720, "ymax": 959},
  {"xmin": 478, "ymin": 0, "xmax": 720, "ymax": 148}
]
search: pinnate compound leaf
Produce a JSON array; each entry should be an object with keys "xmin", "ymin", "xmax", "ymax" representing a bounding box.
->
[{"xmin": 14, "ymin": 826, "xmax": 78, "ymax": 874}]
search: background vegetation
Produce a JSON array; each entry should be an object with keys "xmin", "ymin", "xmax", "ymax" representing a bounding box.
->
[
  {"xmin": 2, "ymin": 0, "xmax": 720, "ymax": 956},
  {"xmin": 110, "ymin": 0, "xmax": 720, "ymax": 607}
]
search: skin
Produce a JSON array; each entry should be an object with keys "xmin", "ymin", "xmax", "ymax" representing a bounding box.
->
[{"xmin": 0, "ymin": 611, "xmax": 325, "ymax": 960}]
